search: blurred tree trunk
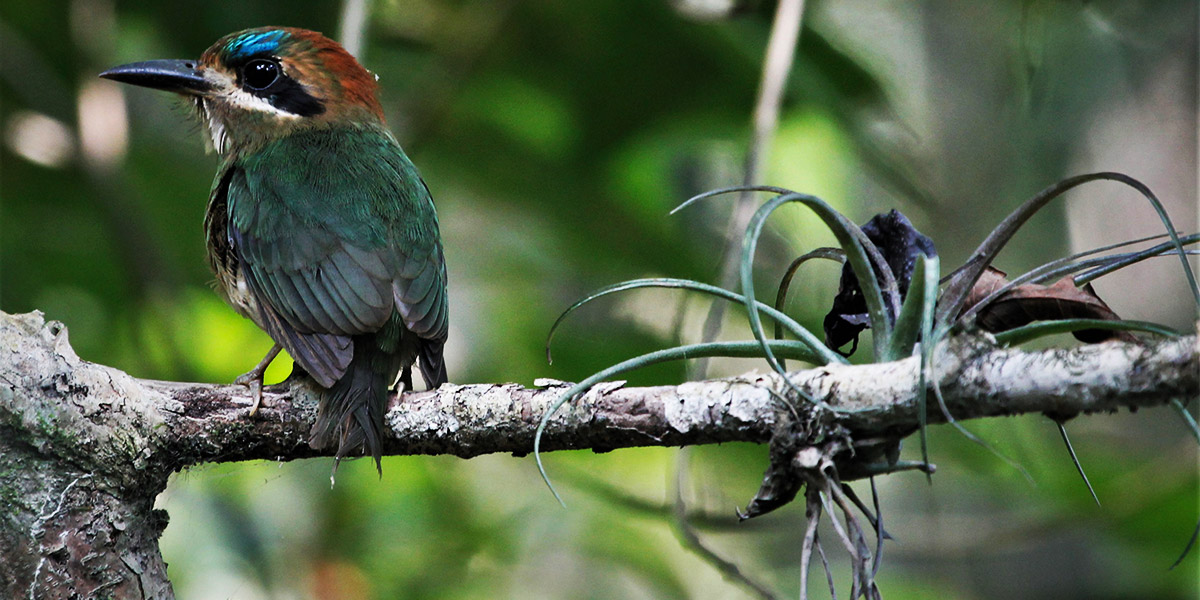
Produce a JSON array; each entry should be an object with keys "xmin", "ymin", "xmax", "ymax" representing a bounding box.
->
[{"xmin": 1, "ymin": 310, "xmax": 1195, "ymax": 599}]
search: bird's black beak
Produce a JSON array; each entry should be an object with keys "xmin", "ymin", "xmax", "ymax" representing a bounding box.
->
[{"xmin": 99, "ymin": 59, "xmax": 214, "ymax": 95}]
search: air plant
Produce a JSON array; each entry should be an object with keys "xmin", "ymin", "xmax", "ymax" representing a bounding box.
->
[{"xmin": 540, "ymin": 171, "xmax": 1198, "ymax": 599}]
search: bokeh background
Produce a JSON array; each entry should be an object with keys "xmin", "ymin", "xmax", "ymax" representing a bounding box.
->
[{"xmin": 2, "ymin": 1, "xmax": 1197, "ymax": 598}]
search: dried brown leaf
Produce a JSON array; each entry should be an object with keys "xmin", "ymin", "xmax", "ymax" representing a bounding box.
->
[{"xmin": 964, "ymin": 272, "xmax": 1138, "ymax": 343}]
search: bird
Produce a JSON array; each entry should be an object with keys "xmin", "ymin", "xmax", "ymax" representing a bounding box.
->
[{"xmin": 101, "ymin": 26, "xmax": 449, "ymax": 474}]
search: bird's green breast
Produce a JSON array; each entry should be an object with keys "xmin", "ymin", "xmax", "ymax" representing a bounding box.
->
[
  {"xmin": 231, "ymin": 125, "xmax": 438, "ymax": 250},
  {"xmin": 204, "ymin": 124, "xmax": 446, "ymax": 343}
]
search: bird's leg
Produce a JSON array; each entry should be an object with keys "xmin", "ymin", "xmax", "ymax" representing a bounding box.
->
[
  {"xmin": 235, "ymin": 344, "xmax": 282, "ymax": 416},
  {"xmin": 396, "ymin": 365, "xmax": 414, "ymax": 394}
]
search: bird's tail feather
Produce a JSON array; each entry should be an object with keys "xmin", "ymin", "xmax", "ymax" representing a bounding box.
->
[
  {"xmin": 418, "ymin": 336, "xmax": 448, "ymax": 389},
  {"xmin": 309, "ymin": 340, "xmax": 398, "ymax": 475}
]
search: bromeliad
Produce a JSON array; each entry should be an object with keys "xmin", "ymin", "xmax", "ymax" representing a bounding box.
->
[{"xmin": 102, "ymin": 27, "xmax": 449, "ymax": 473}]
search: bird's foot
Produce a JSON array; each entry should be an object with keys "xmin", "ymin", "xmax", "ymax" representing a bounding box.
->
[
  {"xmin": 235, "ymin": 344, "xmax": 282, "ymax": 416},
  {"xmin": 234, "ymin": 371, "xmax": 266, "ymax": 415},
  {"xmin": 393, "ymin": 365, "xmax": 414, "ymax": 395}
]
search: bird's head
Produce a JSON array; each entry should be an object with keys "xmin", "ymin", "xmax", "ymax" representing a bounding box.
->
[{"xmin": 101, "ymin": 27, "xmax": 384, "ymax": 156}]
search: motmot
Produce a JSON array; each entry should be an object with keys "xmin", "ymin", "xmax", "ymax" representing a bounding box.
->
[{"xmin": 101, "ymin": 27, "xmax": 449, "ymax": 473}]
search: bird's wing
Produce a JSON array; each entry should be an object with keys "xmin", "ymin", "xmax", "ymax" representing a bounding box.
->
[{"xmin": 224, "ymin": 128, "xmax": 448, "ymax": 387}]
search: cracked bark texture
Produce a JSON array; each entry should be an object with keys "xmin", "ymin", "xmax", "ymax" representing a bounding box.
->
[{"xmin": 1, "ymin": 309, "xmax": 1196, "ymax": 599}]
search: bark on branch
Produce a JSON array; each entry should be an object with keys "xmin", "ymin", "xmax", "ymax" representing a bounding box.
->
[{"xmin": 1, "ymin": 309, "xmax": 1196, "ymax": 598}]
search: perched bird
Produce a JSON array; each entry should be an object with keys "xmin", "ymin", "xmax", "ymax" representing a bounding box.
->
[{"xmin": 101, "ymin": 27, "xmax": 449, "ymax": 472}]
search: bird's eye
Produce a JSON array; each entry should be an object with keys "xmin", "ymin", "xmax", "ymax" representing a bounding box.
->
[{"xmin": 242, "ymin": 59, "xmax": 280, "ymax": 90}]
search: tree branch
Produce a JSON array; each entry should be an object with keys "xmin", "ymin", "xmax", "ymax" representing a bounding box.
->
[{"xmin": 1, "ymin": 309, "xmax": 1195, "ymax": 598}]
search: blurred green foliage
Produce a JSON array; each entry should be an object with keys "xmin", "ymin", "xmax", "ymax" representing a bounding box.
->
[{"xmin": 1, "ymin": 1, "xmax": 1196, "ymax": 598}]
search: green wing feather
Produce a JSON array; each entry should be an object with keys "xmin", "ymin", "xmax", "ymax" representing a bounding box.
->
[{"xmin": 225, "ymin": 126, "xmax": 448, "ymax": 387}]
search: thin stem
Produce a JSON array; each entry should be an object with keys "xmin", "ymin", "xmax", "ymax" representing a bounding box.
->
[
  {"xmin": 672, "ymin": 449, "xmax": 779, "ymax": 600},
  {"xmin": 695, "ymin": 0, "xmax": 807, "ymax": 376},
  {"xmin": 338, "ymin": 0, "xmax": 369, "ymax": 57}
]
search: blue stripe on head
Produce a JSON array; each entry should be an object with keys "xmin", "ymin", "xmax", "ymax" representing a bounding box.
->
[{"xmin": 225, "ymin": 29, "xmax": 290, "ymax": 60}]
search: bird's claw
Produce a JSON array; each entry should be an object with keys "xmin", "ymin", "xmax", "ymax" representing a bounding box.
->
[
  {"xmin": 236, "ymin": 344, "xmax": 282, "ymax": 417},
  {"xmin": 234, "ymin": 369, "xmax": 266, "ymax": 416}
]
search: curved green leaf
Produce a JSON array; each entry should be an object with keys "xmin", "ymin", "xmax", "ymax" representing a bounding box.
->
[
  {"xmin": 884, "ymin": 254, "xmax": 939, "ymax": 362},
  {"xmin": 670, "ymin": 185, "xmax": 795, "ymax": 216},
  {"xmin": 912, "ymin": 256, "xmax": 940, "ymax": 479},
  {"xmin": 960, "ymin": 233, "xmax": 1199, "ymax": 325},
  {"xmin": 775, "ymin": 247, "xmax": 845, "ymax": 341},
  {"xmin": 928, "ymin": 362, "xmax": 1035, "ymax": 484},
  {"xmin": 1075, "ymin": 234, "xmax": 1199, "ymax": 285},
  {"xmin": 1170, "ymin": 398, "xmax": 1200, "ymax": 445},
  {"xmin": 734, "ymin": 194, "xmax": 889, "ymax": 403},
  {"xmin": 940, "ymin": 172, "xmax": 1200, "ymax": 327},
  {"xmin": 545, "ymin": 277, "xmax": 846, "ymax": 366},
  {"xmin": 1055, "ymin": 421, "xmax": 1100, "ymax": 507},
  {"xmin": 992, "ymin": 319, "xmax": 1181, "ymax": 346}
]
